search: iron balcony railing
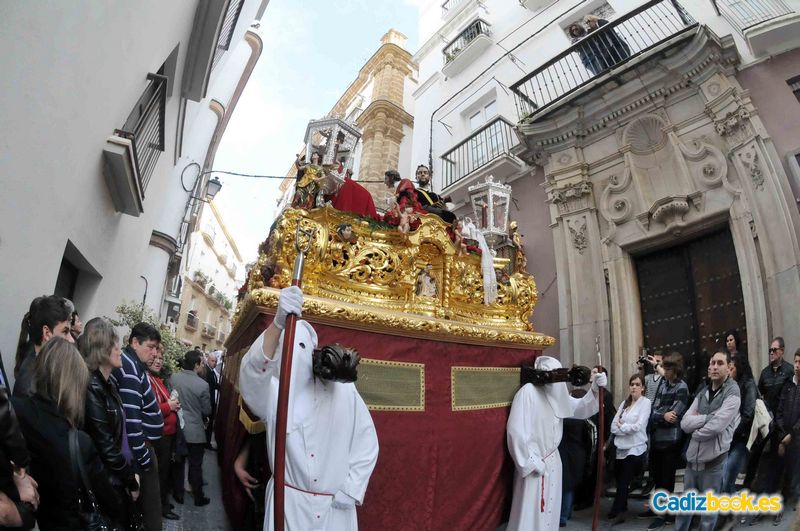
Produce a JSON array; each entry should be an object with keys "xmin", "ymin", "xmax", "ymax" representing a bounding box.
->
[
  {"xmin": 443, "ymin": 19, "xmax": 491, "ymax": 64},
  {"xmin": 511, "ymin": 0, "xmax": 696, "ymax": 120},
  {"xmin": 212, "ymin": 0, "xmax": 245, "ymax": 71},
  {"xmin": 713, "ymin": 0, "xmax": 794, "ymax": 33},
  {"xmin": 186, "ymin": 312, "xmax": 199, "ymax": 330},
  {"xmin": 441, "ymin": 117, "xmax": 519, "ymax": 189},
  {"xmin": 202, "ymin": 322, "xmax": 217, "ymax": 338},
  {"xmin": 442, "ymin": 0, "xmax": 467, "ymax": 17},
  {"xmin": 115, "ymin": 73, "xmax": 167, "ymax": 196}
]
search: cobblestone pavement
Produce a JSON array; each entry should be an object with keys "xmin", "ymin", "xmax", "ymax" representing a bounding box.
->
[{"xmin": 163, "ymin": 447, "xmax": 231, "ymax": 531}]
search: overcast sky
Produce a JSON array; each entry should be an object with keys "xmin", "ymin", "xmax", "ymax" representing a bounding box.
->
[{"xmin": 212, "ymin": 0, "xmax": 422, "ymax": 264}]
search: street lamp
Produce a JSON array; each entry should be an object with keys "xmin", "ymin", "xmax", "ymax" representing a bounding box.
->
[
  {"xmin": 205, "ymin": 176, "xmax": 222, "ymax": 200},
  {"xmin": 181, "ymin": 162, "xmax": 224, "ymax": 202},
  {"xmin": 468, "ymin": 175, "xmax": 512, "ymax": 248}
]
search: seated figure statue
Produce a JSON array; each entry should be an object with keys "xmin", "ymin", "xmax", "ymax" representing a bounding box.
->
[{"xmin": 413, "ymin": 165, "xmax": 456, "ymax": 224}]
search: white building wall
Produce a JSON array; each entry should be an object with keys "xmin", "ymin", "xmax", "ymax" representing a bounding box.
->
[
  {"xmin": 409, "ymin": 0, "xmax": 800, "ymax": 375},
  {"xmin": 413, "ymin": 0, "xmax": 800, "ymax": 194},
  {"xmin": 0, "ymin": 1, "xmax": 266, "ymax": 384}
]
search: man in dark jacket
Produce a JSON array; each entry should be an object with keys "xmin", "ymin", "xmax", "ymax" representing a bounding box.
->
[
  {"xmin": 203, "ymin": 353, "xmax": 219, "ymax": 449},
  {"xmin": 759, "ymin": 337, "xmax": 793, "ymax": 414},
  {"xmin": 750, "ymin": 336, "xmax": 794, "ymax": 506},
  {"xmin": 775, "ymin": 348, "xmax": 800, "ymax": 506}
]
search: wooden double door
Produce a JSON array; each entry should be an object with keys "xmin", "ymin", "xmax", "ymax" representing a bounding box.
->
[{"xmin": 635, "ymin": 227, "xmax": 747, "ymax": 390}]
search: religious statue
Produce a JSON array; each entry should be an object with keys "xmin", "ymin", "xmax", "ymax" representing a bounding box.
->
[
  {"xmin": 453, "ymin": 219, "xmax": 469, "ymax": 256},
  {"xmin": 335, "ymin": 223, "xmax": 358, "ymax": 244},
  {"xmin": 416, "ymin": 265, "xmax": 438, "ymax": 297},
  {"xmin": 509, "ymin": 221, "xmax": 527, "ymax": 270},
  {"xmin": 397, "ymin": 205, "xmax": 419, "ymax": 235},
  {"xmin": 383, "ymin": 169, "xmax": 426, "ymax": 230},
  {"xmin": 414, "ymin": 164, "xmax": 456, "ymax": 224},
  {"xmin": 292, "ymin": 152, "xmax": 326, "ymax": 210}
]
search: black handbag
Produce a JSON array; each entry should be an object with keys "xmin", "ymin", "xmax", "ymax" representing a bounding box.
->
[{"xmin": 69, "ymin": 429, "xmax": 118, "ymax": 531}]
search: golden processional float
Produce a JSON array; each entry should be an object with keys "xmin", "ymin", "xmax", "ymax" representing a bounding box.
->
[{"xmin": 216, "ymin": 115, "xmax": 554, "ymax": 531}]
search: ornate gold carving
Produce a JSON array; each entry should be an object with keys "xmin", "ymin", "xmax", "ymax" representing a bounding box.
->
[
  {"xmin": 236, "ymin": 207, "xmax": 547, "ymax": 340},
  {"xmin": 229, "ymin": 294, "xmax": 554, "ymax": 350}
]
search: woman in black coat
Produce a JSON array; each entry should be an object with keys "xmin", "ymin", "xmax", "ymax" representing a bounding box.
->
[
  {"xmin": 79, "ymin": 318, "xmax": 140, "ymax": 525},
  {"xmin": 12, "ymin": 337, "xmax": 121, "ymax": 530},
  {"xmin": 0, "ymin": 384, "xmax": 38, "ymax": 529}
]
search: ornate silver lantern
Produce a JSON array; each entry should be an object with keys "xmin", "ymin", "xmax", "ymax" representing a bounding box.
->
[{"xmin": 468, "ymin": 175, "xmax": 512, "ymax": 248}]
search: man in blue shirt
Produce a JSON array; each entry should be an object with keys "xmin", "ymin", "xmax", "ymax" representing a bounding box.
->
[{"xmin": 113, "ymin": 322, "xmax": 164, "ymax": 531}]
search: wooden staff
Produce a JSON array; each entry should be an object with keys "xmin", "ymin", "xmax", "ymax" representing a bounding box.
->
[
  {"xmin": 592, "ymin": 336, "xmax": 606, "ymax": 531},
  {"xmin": 274, "ymin": 223, "xmax": 314, "ymax": 531}
]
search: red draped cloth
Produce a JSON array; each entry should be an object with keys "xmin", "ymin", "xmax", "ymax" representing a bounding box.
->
[
  {"xmin": 331, "ymin": 176, "xmax": 380, "ymax": 221},
  {"xmin": 219, "ymin": 315, "xmax": 540, "ymax": 530}
]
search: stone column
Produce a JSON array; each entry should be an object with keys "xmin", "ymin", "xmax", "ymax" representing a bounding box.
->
[{"xmin": 544, "ymin": 161, "xmax": 612, "ymax": 377}]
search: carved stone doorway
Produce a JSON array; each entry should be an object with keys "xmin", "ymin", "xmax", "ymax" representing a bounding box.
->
[{"xmin": 634, "ymin": 227, "xmax": 747, "ymax": 390}]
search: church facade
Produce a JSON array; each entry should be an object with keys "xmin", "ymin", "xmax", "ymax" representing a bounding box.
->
[{"xmin": 411, "ymin": 0, "xmax": 800, "ymax": 397}]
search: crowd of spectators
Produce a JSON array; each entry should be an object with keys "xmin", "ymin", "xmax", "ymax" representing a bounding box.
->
[
  {"xmin": 557, "ymin": 331, "xmax": 799, "ymax": 530},
  {"xmin": 0, "ymin": 294, "xmax": 223, "ymax": 530}
]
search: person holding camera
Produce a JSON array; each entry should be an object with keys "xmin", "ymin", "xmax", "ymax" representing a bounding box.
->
[
  {"xmin": 640, "ymin": 352, "xmax": 690, "ymax": 530},
  {"xmin": 640, "ymin": 351, "xmax": 664, "ymax": 403}
]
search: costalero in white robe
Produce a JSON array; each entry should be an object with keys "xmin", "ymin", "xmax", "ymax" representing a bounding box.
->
[
  {"xmin": 239, "ymin": 321, "xmax": 379, "ymax": 531},
  {"xmin": 506, "ymin": 356, "xmax": 600, "ymax": 531}
]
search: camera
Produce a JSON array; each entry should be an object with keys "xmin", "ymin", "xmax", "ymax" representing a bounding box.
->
[{"xmin": 638, "ymin": 351, "xmax": 655, "ymax": 375}]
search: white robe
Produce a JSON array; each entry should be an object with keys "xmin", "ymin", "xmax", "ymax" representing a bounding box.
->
[
  {"xmin": 506, "ymin": 363, "xmax": 599, "ymax": 530},
  {"xmin": 239, "ymin": 322, "xmax": 379, "ymax": 531}
]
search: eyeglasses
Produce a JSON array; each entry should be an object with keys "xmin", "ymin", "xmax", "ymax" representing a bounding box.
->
[
  {"xmin": 416, "ymin": 171, "xmax": 429, "ymax": 175},
  {"xmin": 769, "ymin": 347, "xmax": 782, "ymax": 353}
]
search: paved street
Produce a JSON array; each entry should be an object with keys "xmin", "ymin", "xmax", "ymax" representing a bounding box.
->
[
  {"xmin": 163, "ymin": 448, "xmax": 230, "ymax": 531},
  {"xmin": 163, "ymin": 454, "xmax": 794, "ymax": 531}
]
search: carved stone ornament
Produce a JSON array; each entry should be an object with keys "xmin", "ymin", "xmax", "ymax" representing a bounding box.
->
[
  {"xmin": 531, "ymin": 150, "xmax": 550, "ymax": 167},
  {"xmin": 737, "ymin": 144, "xmax": 765, "ymax": 191},
  {"xmin": 713, "ymin": 106, "xmax": 750, "ymax": 138},
  {"xmin": 639, "ymin": 194, "xmax": 701, "ymax": 236},
  {"xmin": 548, "ymin": 181, "xmax": 592, "ymax": 215},
  {"xmin": 651, "ymin": 199, "xmax": 690, "ymax": 226},
  {"xmin": 567, "ymin": 218, "xmax": 588, "ymax": 254}
]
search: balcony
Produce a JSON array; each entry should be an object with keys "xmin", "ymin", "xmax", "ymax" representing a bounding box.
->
[
  {"xmin": 102, "ymin": 73, "xmax": 167, "ymax": 216},
  {"xmin": 211, "ymin": 0, "xmax": 245, "ymax": 71},
  {"xmin": 442, "ymin": 19, "xmax": 492, "ymax": 77},
  {"xmin": 520, "ymin": 0, "xmax": 552, "ymax": 11},
  {"xmin": 185, "ymin": 312, "xmax": 199, "ymax": 331},
  {"xmin": 440, "ymin": 117, "xmax": 523, "ymax": 200},
  {"xmin": 714, "ymin": 0, "xmax": 800, "ymax": 56},
  {"xmin": 511, "ymin": 0, "xmax": 697, "ymax": 122},
  {"xmin": 182, "ymin": 0, "xmax": 245, "ymax": 101},
  {"xmin": 441, "ymin": 0, "xmax": 467, "ymax": 18},
  {"xmin": 202, "ymin": 322, "xmax": 217, "ymax": 339}
]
